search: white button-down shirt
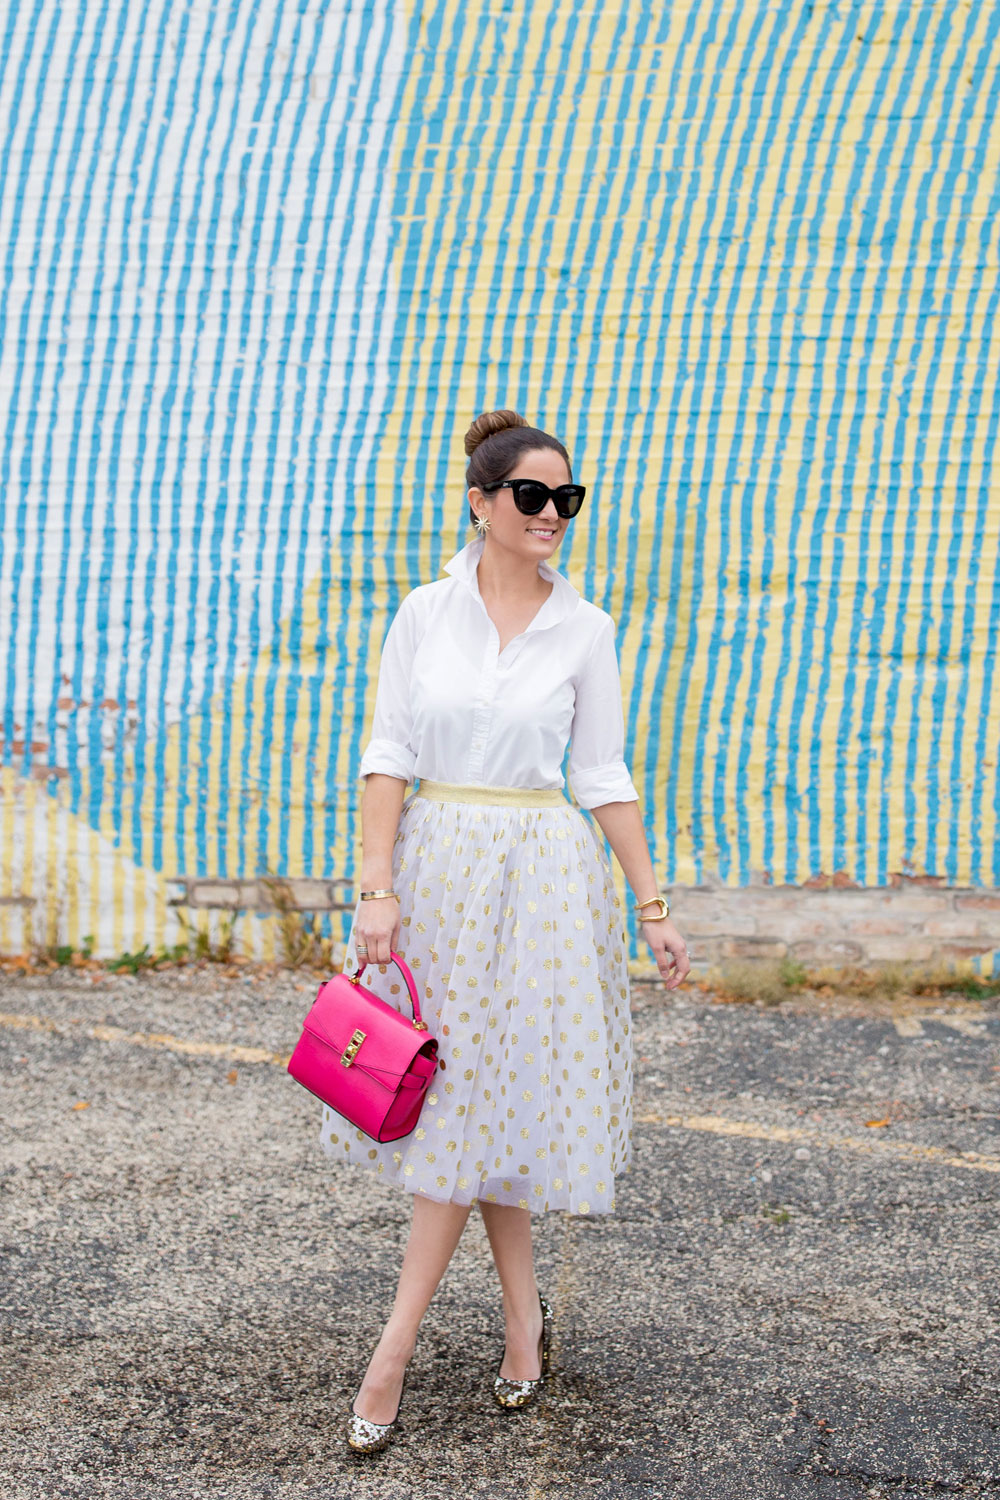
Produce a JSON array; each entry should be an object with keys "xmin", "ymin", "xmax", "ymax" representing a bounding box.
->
[{"xmin": 358, "ymin": 535, "xmax": 640, "ymax": 810}]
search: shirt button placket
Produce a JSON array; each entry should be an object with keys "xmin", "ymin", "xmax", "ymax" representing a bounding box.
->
[{"xmin": 469, "ymin": 627, "xmax": 499, "ymax": 782}]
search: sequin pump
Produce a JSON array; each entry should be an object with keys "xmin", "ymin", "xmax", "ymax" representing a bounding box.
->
[
  {"xmin": 493, "ymin": 1293, "xmax": 553, "ymax": 1410},
  {"xmin": 346, "ymin": 1365, "xmax": 409, "ymax": 1454}
]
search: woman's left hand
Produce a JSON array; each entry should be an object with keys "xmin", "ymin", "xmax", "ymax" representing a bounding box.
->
[{"xmin": 642, "ymin": 917, "xmax": 690, "ymax": 991}]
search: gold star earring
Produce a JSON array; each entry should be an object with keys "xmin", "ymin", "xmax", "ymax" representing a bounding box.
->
[{"xmin": 473, "ymin": 510, "xmax": 491, "ymax": 537}]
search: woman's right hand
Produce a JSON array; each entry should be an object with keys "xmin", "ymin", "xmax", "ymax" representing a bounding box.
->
[{"xmin": 353, "ymin": 894, "xmax": 401, "ymax": 969}]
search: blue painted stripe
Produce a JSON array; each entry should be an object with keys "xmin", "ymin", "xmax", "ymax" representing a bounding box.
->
[
  {"xmin": 742, "ymin": 11, "xmax": 859, "ymax": 883},
  {"xmin": 77, "ymin": 0, "xmax": 188, "ymax": 869},
  {"xmin": 40, "ymin": 2, "xmax": 116, "ymax": 810},
  {"xmin": 678, "ymin": 1, "xmax": 790, "ymax": 883},
  {"xmin": 342, "ymin": 0, "xmax": 496, "ymax": 789},
  {"xmin": 160, "ymin": 0, "xmax": 248, "ymax": 876},
  {"xmin": 543, "ymin": 2, "xmax": 642, "ymax": 613},
  {"xmin": 107, "ymin": 1, "xmax": 223, "ymax": 882},
  {"xmin": 723, "ymin": 5, "xmax": 833, "ymax": 887},
  {"xmin": 0, "ymin": 0, "xmax": 51, "ymax": 392},
  {"xmin": 63, "ymin": 0, "xmax": 194, "ymax": 858},
  {"xmin": 639, "ymin": 0, "xmax": 756, "ymax": 885},
  {"xmin": 226, "ymin": 0, "xmax": 313, "ymax": 876},
  {"xmin": 702, "ymin": 9, "xmax": 818, "ymax": 884},
  {"xmin": 701, "ymin": 0, "xmax": 881, "ymax": 882},
  {"xmin": 900, "ymin": 23, "xmax": 1000, "ymax": 882},
  {"xmin": 340, "ymin": 0, "xmax": 499, "ymax": 894},
  {"xmin": 274, "ymin": 0, "xmax": 385, "ymax": 879},
  {"xmin": 23, "ymin": 0, "xmax": 122, "ymax": 802},
  {"xmin": 397, "ymin": 0, "xmax": 515, "ymax": 588},
  {"xmin": 544, "ymin": 8, "xmax": 667, "ymax": 912},
  {"xmin": 838, "ymin": 6, "xmax": 956, "ymax": 885},
  {"xmin": 526, "ymin": 7, "xmax": 658, "ymax": 946},
  {"xmin": 37, "ymin": 0, "xmax": 137, "ymax": 786},
  {"xmin": 0, "ymin": 0, "xmax": 71, "ymax": 766},
  {"xmin": 601, "ymin": 11, "xmax": 702, "ymax": 888},
  {"xmin": 760, "ymin": 7, "xmax": 906, "ymax": 884},
  {"xmin": 320, "ymin": 0, "xmax": 425, "ymax": 907},
  {"xmin": 573, "ymin": 9, "xmax": 667, "ymax": 625},
  {"xmin": 128, "ymin": 0, "xmax": 248, "ymax": 878},
  {"xmin": 200, "ymin": 0, "xmax": 283, "ymax": 876},
  {"xmin": 225, "ymin": 0, "xmax": 318, "ymax": 878},
  {"xmin": 824, "ymin": 8, "xmax": 959, "ymax": 886},
  {"xmin": 91, "ymin": 0, "xmax": 212, "ymax": 858},
  {"xmin": 758, "ymin": 10, "xmax": 875, "ymax": 884},
  {"xmin": 240, "ymin": 0, "xmax": 334, "ymax": 878},
  {"xmin": 0, "ymin": 0, "xmax": 24, "ymax": 103},
  {"xmin": 170, "ymin": 0, "xmax": 266, "ymax": 880},
  {"xmin": 206, "ymin": 0, "xmax": 293, "ymax": 879},
  {"xmin": 120, "ymin": 0, "xmax": 203, "ymax": 868},
  {"xmin": 951, "ymin": 68, "xmax": 1000, "ymax": 887},
  {"xmin": 439, "ymin": 1, "xmax": 568, "ymax": 572},
  {"xmin": 263, "ymin": 0, "xmax": 386, "ymax": 876}
]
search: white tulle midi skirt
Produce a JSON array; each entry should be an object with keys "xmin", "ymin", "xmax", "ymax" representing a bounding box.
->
[{"xmin": 318, "ymin": 780, "xmax": 634, "ymax": 1216}]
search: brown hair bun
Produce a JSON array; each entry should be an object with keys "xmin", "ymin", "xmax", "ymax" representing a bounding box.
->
[
  {"xmin": 464, "ymin": 408, "xmax": 529, "ymax": 458},
  {"xmin": 463, "ymin": 410, "xmax": 573, "ymax": 526}
]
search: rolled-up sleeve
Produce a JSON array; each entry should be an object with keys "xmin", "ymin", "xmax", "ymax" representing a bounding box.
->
[
  {"xmin": 568, "ymin": 615, "xmax": 640, "ymax": 810},
  {"xmin": 358, "ymin": 594, "xmax": 419, "ymax": 783}
]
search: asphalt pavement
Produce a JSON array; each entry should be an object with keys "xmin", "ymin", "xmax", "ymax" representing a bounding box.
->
[{"xmin": 1, "ymin": 964, "xmax": 998, "ymax": 1499}]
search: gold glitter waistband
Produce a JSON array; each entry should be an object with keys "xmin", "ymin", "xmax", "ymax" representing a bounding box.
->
[{"xmin": 413, "ymin": 778, "xmax": 569, "ymax": 807}]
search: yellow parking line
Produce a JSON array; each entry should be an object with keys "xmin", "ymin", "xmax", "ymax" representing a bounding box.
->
[
  {"xmin": 636, "ymin": 1111, "xmax": 1000, "ymax": 1174},
  {"xmin": 4, "ymin": 1009, "xmax": 998, "ymax": 1175},
  {"xmin": 0, "ymin": 1009, "xmax": 289, "ymax": 1068}
]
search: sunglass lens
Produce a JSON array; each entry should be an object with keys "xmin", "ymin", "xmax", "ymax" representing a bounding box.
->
[
  {"xmin": 513, "ymin": 481, "xmax": 550, "ymax": 514},
  {"xmin": 556, "ymin": 486, "xmax": 585, "ymax": 517}
]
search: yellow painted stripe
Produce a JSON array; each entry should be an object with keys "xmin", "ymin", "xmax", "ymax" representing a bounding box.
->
[
  {"xmin": 3, "ymin": 1006, "xmax": 997, "ymax": 1174},
  {"xmin": 635, "ymin": 1110, "xmax": 1000, "ymax": 1175},
  {"xmin": 0, "ymin": 1010, "xmax": 289, "ymax": 1069}
]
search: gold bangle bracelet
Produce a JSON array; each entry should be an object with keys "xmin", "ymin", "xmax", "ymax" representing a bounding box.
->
[
  {"xmin": 360, "ymin": 888, "xmax": 398, "ymax": 901},
  {"xmin": 633, "ymin": 895, "xmax": 670, "ymax": 919}
]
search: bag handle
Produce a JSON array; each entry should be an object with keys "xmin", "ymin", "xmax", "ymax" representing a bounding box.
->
[{"xmin": 348, "ymin": 948, "xmax": 427, "ymax": 1031}]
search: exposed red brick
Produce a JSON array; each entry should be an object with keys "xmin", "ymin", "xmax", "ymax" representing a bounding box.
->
[
  {"xmin": 937, "ymin": 939, "xmax": 999, "ymax": 959},
  {"xmin": 954, "ymin": 893, "xmax": 1000, "ymax": 912},
  {"xmin": 789, "ymin": 938, "xmax": 865, "ymax": 965},
  {"xmin": 720, "ymin": 937, "xmax": 788, "ymax": 959},
  {"xmin": 863, "ymin": 936, "xmax": 935, "ymax": 961},
  {"xmin": 849, "ymin": 917, "xmax": 917, "ymax": 937},
  {"xmin": 923, "ymin": 915, "xmax": 985, "ymax": 937}
]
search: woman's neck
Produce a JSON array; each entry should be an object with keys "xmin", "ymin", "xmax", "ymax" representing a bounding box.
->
[{"xmin": 474, "ymin": 536, "xmax": 552, "ymax": 605}]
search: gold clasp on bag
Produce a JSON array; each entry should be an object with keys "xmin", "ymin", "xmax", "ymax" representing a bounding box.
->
[{"xmin": 340, "ymin": 1028, "xmax": 366, "ymax": 1066}]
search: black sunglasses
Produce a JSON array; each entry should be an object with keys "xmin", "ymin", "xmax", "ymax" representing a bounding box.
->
[{"xmin": 480, "ymin": 477, "xmax": 587, "ymax": 518}]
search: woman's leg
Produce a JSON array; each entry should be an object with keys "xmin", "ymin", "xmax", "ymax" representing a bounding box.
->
[
  {"xmin": 477, "ymin": 1201, "xmax": 545, "ymax": 1380},
  {"xmin": 353, "ymin": 1195, "xmax": 472, "ymax": 1423}
]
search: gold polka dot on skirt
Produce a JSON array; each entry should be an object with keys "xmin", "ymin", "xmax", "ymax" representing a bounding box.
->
[{"xmin": 318, "ymin": 790, "xmax": 633, "ymax": 1216}]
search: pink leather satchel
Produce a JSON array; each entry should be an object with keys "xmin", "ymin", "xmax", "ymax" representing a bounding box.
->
[{"xmin": 287, "ymin": 950, "xmax": 438, "ymax": 1142}]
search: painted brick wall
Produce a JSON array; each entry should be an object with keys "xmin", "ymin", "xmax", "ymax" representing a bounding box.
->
[{"xmin": 1, "ymin": 0, "xmax": 998, "ymax": 972}]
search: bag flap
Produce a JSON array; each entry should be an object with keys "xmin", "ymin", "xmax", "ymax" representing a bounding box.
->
[{"xmin": 302, "ymin": 975, "xmax": 437, "ymax": 1086}]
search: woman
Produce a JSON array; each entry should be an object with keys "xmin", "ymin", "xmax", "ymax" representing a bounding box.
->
[{"xmin": 322, "ymin": 409, "xmax": 690, "ymax": 1453}]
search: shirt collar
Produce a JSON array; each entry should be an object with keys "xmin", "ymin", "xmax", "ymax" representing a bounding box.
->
[{"xmin": 442, "ymin": 534, "xmax": 581, "ymax": 629}]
